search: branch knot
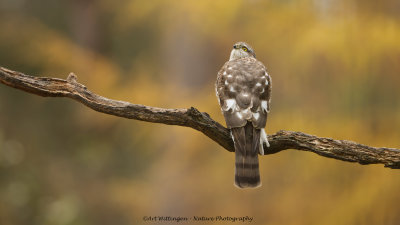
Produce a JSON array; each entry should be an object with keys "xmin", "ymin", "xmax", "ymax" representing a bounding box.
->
[{"xmin": 67, "ymin": 72, "xmax": 78, "ymax": 83}]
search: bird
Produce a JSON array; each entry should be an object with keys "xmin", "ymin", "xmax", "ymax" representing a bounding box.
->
[{"xmin": 216, "ymin": 42, "xmax": 271, "ymax": 188}]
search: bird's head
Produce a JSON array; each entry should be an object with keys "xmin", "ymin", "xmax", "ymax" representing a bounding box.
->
[{"xmin": 229, "ymin": 42, "xmax": 256, "ymax": 61}]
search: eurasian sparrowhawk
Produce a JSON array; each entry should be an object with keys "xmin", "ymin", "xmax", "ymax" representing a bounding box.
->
[{"xmin": 216, "ymin": 42, "xmax": 271, "ymax": 188}]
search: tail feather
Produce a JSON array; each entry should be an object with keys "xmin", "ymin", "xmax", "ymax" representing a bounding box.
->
[{"xmin": 231, "ymin": 122, "xmax": 261, "ymax": 188}]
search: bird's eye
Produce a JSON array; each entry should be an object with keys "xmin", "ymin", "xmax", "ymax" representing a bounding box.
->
[{"xmin": 242, "ymin": 47, "xmax": 248, "ymax": 52}]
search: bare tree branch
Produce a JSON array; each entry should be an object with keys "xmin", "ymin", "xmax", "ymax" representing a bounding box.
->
[{"xmin": 1, "ymin": 66, "xmax": 400, "ymax": 169}]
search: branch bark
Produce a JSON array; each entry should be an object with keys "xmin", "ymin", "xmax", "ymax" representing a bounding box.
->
[{"xmin": 1, "ymin": 66, "xmax": 400, "ymax": 169}]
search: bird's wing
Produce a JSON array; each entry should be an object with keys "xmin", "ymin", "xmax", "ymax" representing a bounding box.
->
[{"xmin": 216, "ymin": 57, "xmax": 271, "ymax": 129}]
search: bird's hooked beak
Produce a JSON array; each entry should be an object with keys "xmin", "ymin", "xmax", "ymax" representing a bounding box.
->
[{"xmin": 230, "ymin": 45, "xmax": 245, "ymax": 61}]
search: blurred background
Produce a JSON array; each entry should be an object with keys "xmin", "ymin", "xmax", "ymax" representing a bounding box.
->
[{"xmin": 1, "ymin": 0, "xmax": 400, "ymax": 224}]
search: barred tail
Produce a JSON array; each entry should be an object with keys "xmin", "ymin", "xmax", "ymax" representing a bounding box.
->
[{"xmin": 231, "ymin": 122, "xmax": 261, "ymax": 188}]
